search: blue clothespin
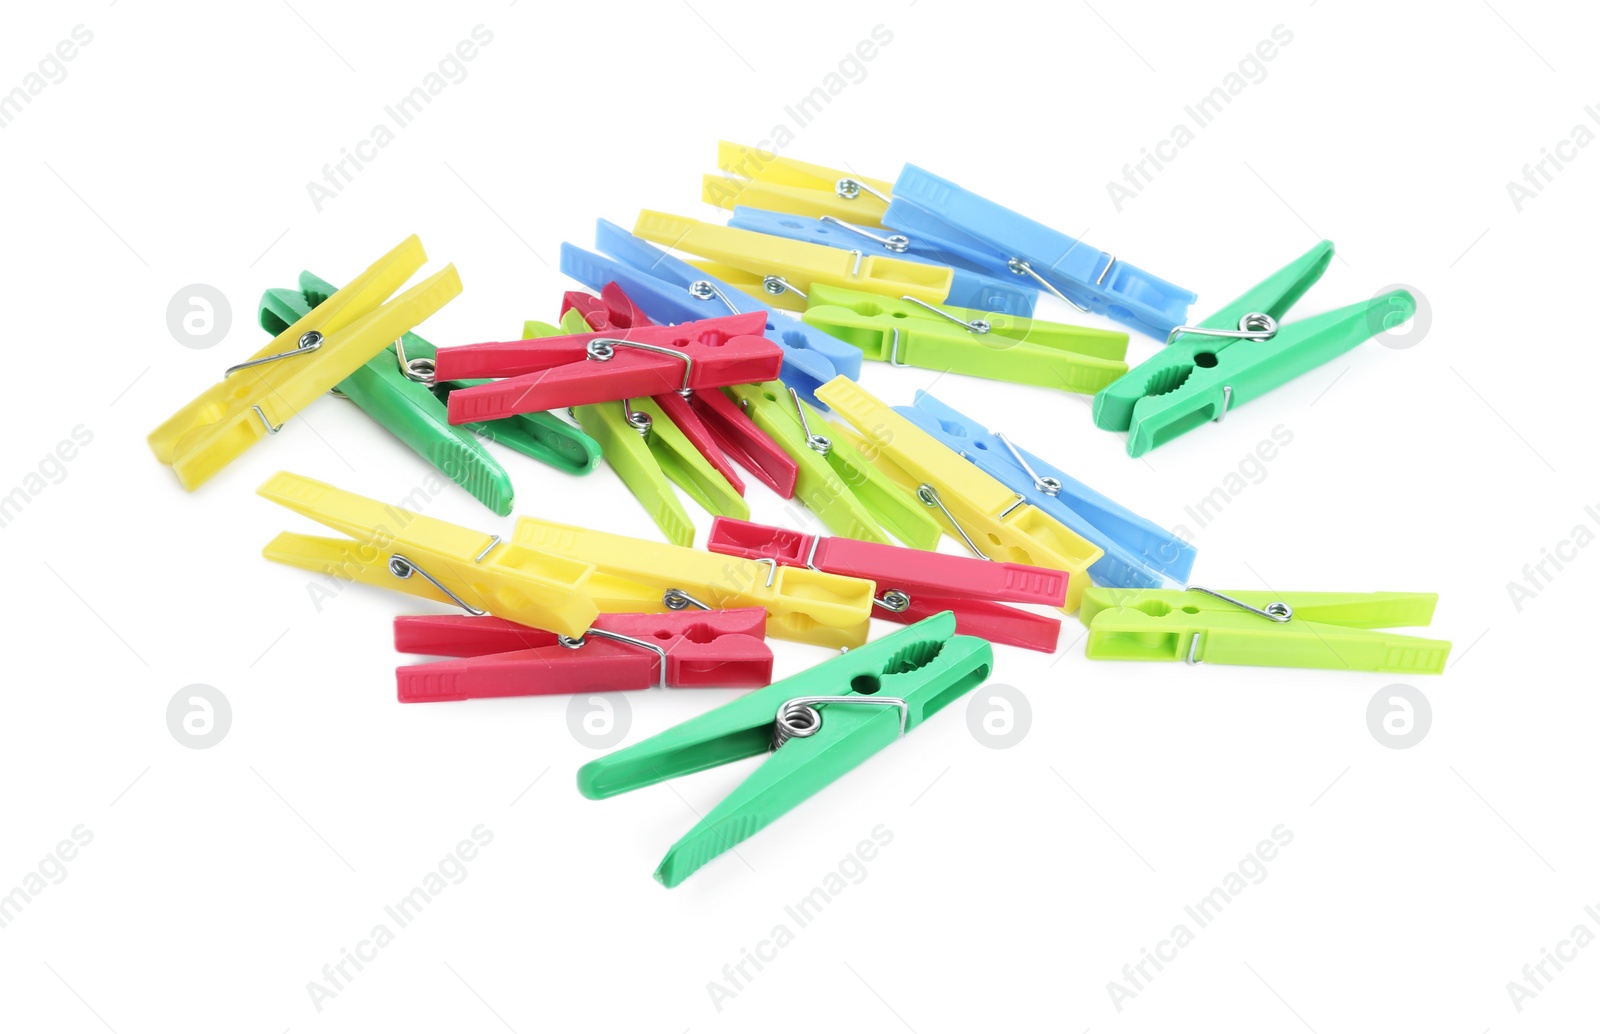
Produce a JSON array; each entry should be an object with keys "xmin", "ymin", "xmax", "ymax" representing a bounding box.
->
[
  {"xmin": 885, "ymin": 165, "xmax": 1197, "ymax": 340},
  {"xmin": 558, "ymin": 220, "xmax": 862, "ymax": 407},
  {"xmin": 896, "ymin": 391, "xmax": 1197, "ymax": 588},
  {"xmin": 726, "ymin": 206, "xmax": 1037, "ymax": 317}
]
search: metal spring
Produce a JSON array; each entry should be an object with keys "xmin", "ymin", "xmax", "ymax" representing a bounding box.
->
[{"xmin": 770, "ymin": 695, "xmax": 910, "ymax": 750}]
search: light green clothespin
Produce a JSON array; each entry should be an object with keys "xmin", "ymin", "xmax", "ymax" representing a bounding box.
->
[
  {"xmin": 1078, "ymin": 586, "xmax": 1451, "ymax": 672},
  {"xmin": 725, "ymin": 381, "xmax": 940, "ymax": 549},
  {"xmin": 803, "ymin": 283, "xmax": 1130, "ymax": 394}
]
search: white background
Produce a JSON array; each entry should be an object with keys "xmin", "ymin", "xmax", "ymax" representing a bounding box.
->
[{"xmin": 1, "ymin": 0, "xmax": 1595, "ymax": 1030}]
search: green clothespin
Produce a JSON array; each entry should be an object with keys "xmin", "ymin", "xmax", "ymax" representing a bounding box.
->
[
  {"xmin": 259, "ymin": 274, "xmax": 599, "ymax": 516},
  {"xmin": 1078, "ymin": 586, "xmax": 1451, "ymax": 672},
  {"xmin": 578, "ymin": 611, "xmax": 994, "ymax": 887},
  {"xmin": 572, "ymin": 396, "xmax": 749, "ymax": 548},
  {"xmin": 803, "ymin": 283, "xmax": 1130, "ymax": 394},
  {"xmin": 1093, "ymin": 241, "xmax": 1415, "ymax": 456},
  {"xmin": 726, "ymin": 380, "xmax": 940, "ymax": 549}
]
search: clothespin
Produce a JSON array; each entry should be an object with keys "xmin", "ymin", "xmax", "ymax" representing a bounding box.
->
[
  {"xmin": 815, "ymin": 377, "xmax": 1102, "ymax": 612},
  {"xmin": 559, "ymin": 219, "xmax": 862, "ymax": 407},
  {"xmin": 150, "ymin": 236, "xmax": 461, "ymax": 490},
  {"xmin": 257, "ymin": 471, "xmax": 599, "ymax": 637},
  {"xmin": 701, "ymin": 141, "xmax": 895, "ymax": 225},
  {"xmin": 392, "ymin": 608, "xmax": 772, "ymax": 702},
  {"xmin": 632, "ymin": 211, "xmax": 952, "ymax": 313},
  {"xmin": 708, "ymin": 517, "xmax": 1066, "ymax": 652},
  {"xmin": 896, "ymin": 392, "xmax": 1195, "ymax": 589},
  {"xmin": 512, "ymin": 516, "xmax": 876, "ymax": 648},
  {"xmin": 725, "ymin": 381, "xmax": 941, "ymax": 550},
  {"xmin": 1078, "ymin": 587, "xmax": 1451, "ymax": 673},
  {"xmin": 432, "ymin": 311, "xmax": 784, "ymax": 422},
  {"xmin": 727, "ymin": 206, "xmax": 1038, "ymax": 316},
  {"xmin": 259, "ymin": 272, "xmax": 598, "ymax": 516},
  {"xmin": 884, "ymin": 166, "xmax": 1196, "ymax": 340},
  {"xmin": 578, "ymin": 611, "xmax": 994, "ymax": 887},
  {"xmin": 1093, "ymin": 241, "xmax": 1415, "ymax": 456},
  {"xmin": 562, "ymin": 284, "xmax": 798, "ymax": 499},
  {"xmin": 801, "ymin": 283, "xmax": 1130, "ymax": 395}
]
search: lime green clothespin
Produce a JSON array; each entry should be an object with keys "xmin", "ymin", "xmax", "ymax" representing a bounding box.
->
[
  {"xmin": 1078, "ymin": 586, "xmax": 1451, "ymax": 673},
  {"xmin": 259, "ymin": 273, "xmax": 599, "ymax": 516},
  {"xmin": 725, "ymin": 380, "xmax": 941, "ymax": 549},
  {"xmin": 578, "ymin": 611, "xmax": 994, "ymax": 887},
  {"xmin": 1093, "ymin": 241, "xmax": 1416, "ymax": 456},
  {"xmin": 802, "ymin": 283, "xmax": 1130, "ymax": 394}
]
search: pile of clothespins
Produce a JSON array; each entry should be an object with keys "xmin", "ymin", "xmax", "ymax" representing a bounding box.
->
[{"xmin": 148, "ymin": 143, "xmax": 1452, "ymax": 887}]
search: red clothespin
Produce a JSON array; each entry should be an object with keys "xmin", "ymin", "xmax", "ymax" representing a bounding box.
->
[
  {"xmin": 393, "ymin": 608, "xmax": 773, "ymax": 702},
  {"xmin": 706, "ymin": 516, "xmax": 1068, "ymax": 652},
  {"xmin": 562, "ymin": 284, "xmax": 799, "ymax": 498},
  {"xmin": 434, "ymin": 310, "xmax": 784, "ymax": 423}
]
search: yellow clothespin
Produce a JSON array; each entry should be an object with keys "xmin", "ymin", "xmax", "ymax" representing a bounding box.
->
[
  {"xmin": 632, "ymin": 211, "xmax": 950, "ymax": 313},
  {"xmin": 149, "ymin": 236, "xmax": 461, "ymax": 491},
  {"xmin": 512, "ymin": 517, "xmax": 876, "ymax": 648},
  {"xmin": 701, "ymin": 141, "xmax": 895, "ymax": 224},
  {"xmin": 815, "ymin": 377, "xmax": 1103, "ymax": 612},
  {"xmin": 257, "ymin": 472, "xmax": 599, "ymax": 637}
]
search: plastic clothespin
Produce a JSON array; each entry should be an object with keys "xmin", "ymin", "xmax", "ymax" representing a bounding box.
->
[
  {"xmin": 801, "ymin": 284, "xmax": 1130, "ymax": 395},
  {"xmin": 885, "ymin": 166, "xmax": 1196, "ymax": 340},
  {"xmin": 559, "ymin": 220, "xmax": 862, "ymax": 407},
  {"xmin": 725, "ymin": 381, "xmax": 941, "ymax": 550},
  {"xmin": 259, "ymin": 273, "xmax": 598, "ymax": 517},
  {"xmin": 257, "ymin": 471, "xmax": 599, "ymax": 637},
  {"xmin": 701, "ymin": 141, "xmax": 895, "ymax": 225},
  {"xmin": 578, "ymin": 611, "xmax": 994, "ymax": 887},
  {"xmin": 392, "ymin": 608, "xmax": 773, "ymax": 702},
  {"xmin": 512, "ymin": 516, "xmax": 876, "ymax": 648},
  {"xmin": 562, "ymin": 284, "xmax": 798, "ymax": 499},
  {"xmin": 815, "ymin": 377, "xmax": 1102, "ymax": 612},
  {"xmin": 896, "ymin": 392, "xmax": 1195, "ymax": 589},
  {"xmin": 1078, "ymin": 587, "xmax": 1451, "ymax": 673},
  {"xmin": 727, "ymin": 207, "xmax": 1038, "ymax": 316},
  {"xmin": 632, "ymin": 211, "xmax": 952, "ymax": 314},
  {"xmin": 433, "ymin": 312, "xmax": 784, "ymax": 422},
  {"xmin": 150, "ymin": 236, "xmax": 461, "ymax": 490},
  {"xmin": 1093, "ymin": 241, "xmax": 1416, "ymax": 456},
  {"xmin": 708, "ymin": 517, "xmax": 1067, "ymax": 652}
]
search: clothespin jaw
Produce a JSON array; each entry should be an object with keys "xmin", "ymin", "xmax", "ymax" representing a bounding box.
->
[
  {"xmin": 257, "ymin": 472, "xmax": 600, "ymax": 636},
  {"xmin": 802, "ymin": 284, "xmax": 1130, "ymax": 394},
  {"xmin": 898, "ymin": 392, "xmax": 1197, "ymax": 588},
  {"xmin": 702, "ymin": 141, "xmax": 895, "ymax": 225},
  {"xmin": 708, "ymin": 517, "xmax": 1069, "ymax": 652},
  {"xmin": 577, "ymin": 611, "xmax": 995, "ymax": 887},
  {"xmin": 511, "ymin": 517, "xmax": 876, "ymax": 648},
  {"xmin": 392, "ymin": 608, "xmax": 773, "ymax": 701},
  {"xmin": 632, "ymin": 211, "xmax": 953, "ymax": 312},
  {"xmin": 888, "ymin": 165, "xmax": 1197, "ymax": 340},
  {"xmin": 434, "ymin": 312, "xmax": 783, "ymax": 422},
  {"xmin": 258, "ymin": 272, "xmax": 516, "ymax": 515},
  {"xmin": 560, "ymin": 223, "xmax": 864, "ymax": 407},
  {"xmin": 725, "ymin": 381, "xmax": 942, "ymax": 550},
  {"xmin": 1078, "ymin": 588, "xmax": 1451, "ymax": 673},
  {"xmin": 815, "ymin": 377, "xmax": 1103, "ymax": 611},
  {"xmin": 150, "ymin": 236, "xmax": 462, "ymax": 490},
  {"xmin": 1092, "ymin": 241, "xmax": 1413, "ymax": 456},
  {"xmin": 572, "ymin": 397, "xmax": 749, "ymax": 548},
  {"xmin": 727, "ymin": 206, "xmax": 1038, "ymax": 316}
]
